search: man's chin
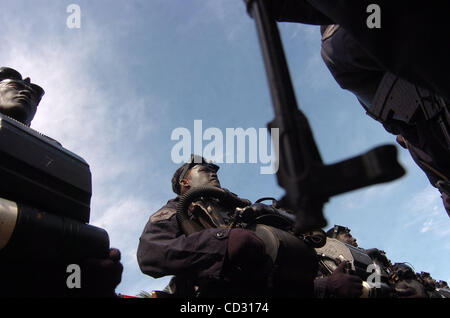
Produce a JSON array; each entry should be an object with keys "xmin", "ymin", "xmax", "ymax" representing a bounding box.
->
[
  {"xmin": 0, "ymin": 104, "xmax": 30, "ymax": 124},
  {"xmin": 209, "ymin": 181, "xmax": 221, "ymax": 188}
]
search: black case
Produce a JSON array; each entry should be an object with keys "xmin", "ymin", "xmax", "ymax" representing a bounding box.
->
[{"xmin": 0, "ymin": 114, "xmax": 91, "ymax": 223}]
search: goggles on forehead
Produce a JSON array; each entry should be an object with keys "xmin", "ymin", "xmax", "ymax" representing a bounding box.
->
[
  {"xmin": 178, "ymin": 154, "xmax": 219, "ymax": 183},
  {"xmin": 331, "ymin": 225, "xmax": 350, "ymax": 237}
]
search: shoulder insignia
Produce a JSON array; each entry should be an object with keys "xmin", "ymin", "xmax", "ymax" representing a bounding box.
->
[{"xmin": 150, "ymin": 208, "xmax": 176, "ymax": 223}]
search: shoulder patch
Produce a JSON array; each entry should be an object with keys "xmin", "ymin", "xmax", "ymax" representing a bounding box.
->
[{"xmin": 150, "ymin": 208, "xmax": 176, "ymax": 223}]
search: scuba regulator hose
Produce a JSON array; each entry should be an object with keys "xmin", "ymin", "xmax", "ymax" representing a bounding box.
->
[{"xmin": 176, "ymin": 186, "xmax": 251, "ymax": 235}]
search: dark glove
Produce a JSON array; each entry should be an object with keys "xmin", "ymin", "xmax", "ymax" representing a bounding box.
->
[
  {"xmin": 237, "ymin": 203, "xmax": 272, "ymax": 223},
  {"xmin": 80, "ymin": 248, "xmax": 123, "ymax": 297},
  {"xmin": 0, "ymin": 248, "xmax": 123, "ymax": 297},
  {"xmin": 326, "ymin": 261, "xmax": 363, "ymax": 298},
  {"xmin": 225, "ymin": 228, "xmax": 272, "ymax": 280},
  {"xmin": 395, "ymin": 281, "xmax": 428, "ymax": 298}
]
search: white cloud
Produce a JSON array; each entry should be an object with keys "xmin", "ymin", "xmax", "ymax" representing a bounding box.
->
[
  {"xmin": 409, "ymin": 187, "xmax": 440, "ymax": 211},
  {"xmin": 404, "ymin": 186, "xmax": 450, "ymax": 240},
  {"xmin": 334, "ymin": 178, "xmax": 402, "ymax": 212},
  {"xmin": 290, "ymin": 24, "xmax": 317, "ymax": 41},
  {"xmin": 420, "ymin": 219, "xmax": 433, "ymax": 233}
]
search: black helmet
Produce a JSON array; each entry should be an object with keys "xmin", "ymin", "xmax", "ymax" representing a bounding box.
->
[
  {"xmin": 171, "ymin": 154, "xmax": 219, "ymax": 195},
  {"xmin": 0, "ymin": 67, "xmax": 45, "ymax": 103},
  {"xmin": 326, "ymin": 225, "xmax": 351, "ymax": 238}
]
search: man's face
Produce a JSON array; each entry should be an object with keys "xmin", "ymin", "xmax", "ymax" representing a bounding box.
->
[
  {"xmin": 395, "ymin": 265, "xmax": 414, "ymax": 279},
  {"xmin": 0, "ymin": 79, "xmax": 38, "ymax": 125},
  {"xmin": 423, "ymin": 276, "xmax": 436, "ymax": 286},
  {"xmin": 184, "ymin": 164, "xmax": 221, "ymax": 190},
  {"xmin": 336, "ymin": 232, "xmax": 358, "ymax": 247}
]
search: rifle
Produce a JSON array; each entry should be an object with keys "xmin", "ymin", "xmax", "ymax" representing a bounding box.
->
[
  {"xmin": 0, "ymin": 113, "xmax": 109, "ymax": 263},
  {"xmin": 245, "ymin": 0, "xmax": 405, "ymax": 233}
]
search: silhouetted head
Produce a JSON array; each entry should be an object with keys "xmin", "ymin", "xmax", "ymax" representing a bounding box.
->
[
  {"xmin": 326, "ymin": 225, "xmax": 358, "ymax": 247},
  {"xmin": 393, "ymin": 263, "xmax": 416, "ymax": 280},
  {"xmin": 0, "ymin": 67, "xmax": 44, "ymax": 125}
]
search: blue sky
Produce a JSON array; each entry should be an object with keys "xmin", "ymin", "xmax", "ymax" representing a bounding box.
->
[{"xmin": 1, "ymin": 0, "xmax": 448, "ymax": 295}]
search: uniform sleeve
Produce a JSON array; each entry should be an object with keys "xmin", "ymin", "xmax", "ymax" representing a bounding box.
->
[
  {"xmin": 137, "ymin": 208, "xmax": 231, "ymax": 281},
  {"xmin": 314, "ymin": 277, "xmax": 329, "ymax": 298},
  {"xmin": 320, "ymin": 26, "xmax": 383, "ymax": 108}
]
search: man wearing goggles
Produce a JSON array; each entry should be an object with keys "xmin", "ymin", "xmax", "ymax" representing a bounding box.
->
[
  {"xmin": 175, "ymin": 155, "xmax": 221, "ymax": 194},
  {"xmin": 138, "ymin": 155, "xmax": 277, "ymax": 297}
]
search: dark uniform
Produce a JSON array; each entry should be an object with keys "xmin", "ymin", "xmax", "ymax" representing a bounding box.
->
[
  {"xmin": 138, "ymin": 154, "xmax": 319, "ymax": 297},
  {"xmin": 269, "ymin": 0, "xmax": 450, "ymax": 100},
  {"xmin": 316, "ymin": 225, "xmax": 397, "ymax": 298},
  {"xmin": 138, "ymin": 196, "xmax": 318, "ymax": 297},
  {"xmin": 137, "ymin": 197, "xmax": 234, "ymax": 296},
  {"xmin": 320, "ymin": 24, "xmax": 450, "ymax": 216}
]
